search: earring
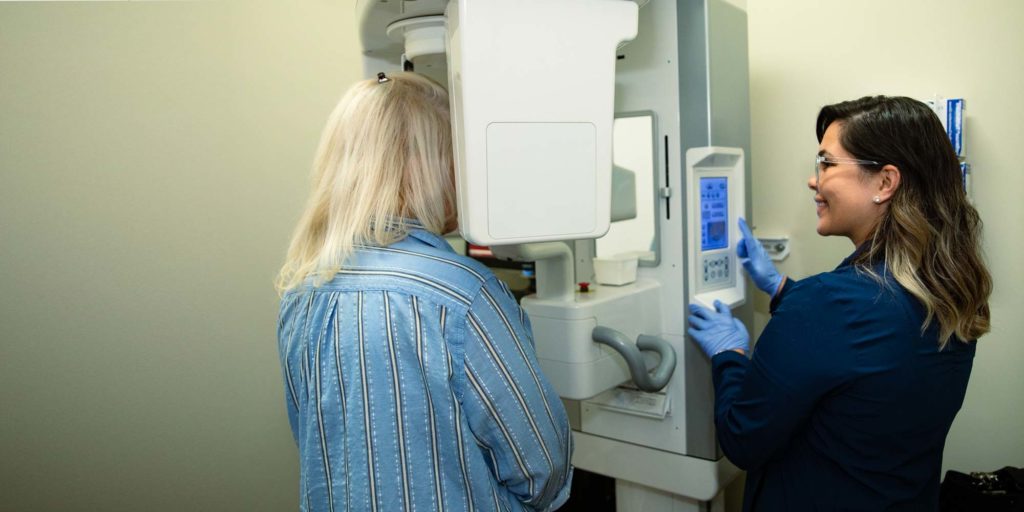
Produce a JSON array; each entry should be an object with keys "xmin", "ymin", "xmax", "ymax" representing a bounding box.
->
[{"xmin": 873, "ymin": 196, "xmax": 881, "ymax": 204}]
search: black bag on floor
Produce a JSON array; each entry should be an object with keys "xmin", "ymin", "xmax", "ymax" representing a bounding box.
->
[{"xmin": 940, "ymin": 466, "xmax": 1024, "ymax": 512}]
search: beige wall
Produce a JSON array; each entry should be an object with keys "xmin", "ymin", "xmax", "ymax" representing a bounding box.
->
[
  {"xmin": 746, "ymin": 0, "xmax": 1024, "ymax": 476},
  {"xmin": 0, "ymin": 2, "xmax": 362, "ymax": 510},
  {"xmin": 2, "ymin": 2, "xmax": 1021, "ymax": 511}
]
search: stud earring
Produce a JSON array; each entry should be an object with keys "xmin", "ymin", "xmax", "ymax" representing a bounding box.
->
[{"xmin": 873, "ymin": 196, "xmax": 881, "ymax": 204}]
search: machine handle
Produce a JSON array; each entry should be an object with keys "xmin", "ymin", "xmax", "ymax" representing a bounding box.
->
[{"xmin": 591, "ymin": 326, "xmax": 676, "ymax": 392}]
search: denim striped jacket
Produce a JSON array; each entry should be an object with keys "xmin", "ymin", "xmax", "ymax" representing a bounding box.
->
[{"xmin": 277, "ymin": 228, "xmax": 573, "ymax": 511}]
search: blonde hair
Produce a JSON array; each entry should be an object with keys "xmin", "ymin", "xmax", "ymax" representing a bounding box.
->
[
  {"xmin": 276, "ymin": 72, "xmax": 456, "ymax": 293},
  {"xmin": 817, "ymin": 96, "xmax": 991, "ymax": 348}
]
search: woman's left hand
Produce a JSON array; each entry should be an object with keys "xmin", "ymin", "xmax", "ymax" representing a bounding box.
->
[{"xmin": 687, "ymin": 300, "xmax": 749, "ymax": 357}]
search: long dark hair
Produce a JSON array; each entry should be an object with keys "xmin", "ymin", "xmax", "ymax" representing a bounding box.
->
[{"xmin": 816, "ymin": 96, "xmax": 991, "ymax": 346}]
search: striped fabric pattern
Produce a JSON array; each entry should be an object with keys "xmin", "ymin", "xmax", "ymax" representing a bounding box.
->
[{"xmin": 277, "ymin": 228, "xmax": 573, "ymax": 512}]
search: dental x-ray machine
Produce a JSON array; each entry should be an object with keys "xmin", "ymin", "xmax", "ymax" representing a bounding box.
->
[{"xmin": 358, "ymin": 1, "xmax": 752, "ymax": 510}]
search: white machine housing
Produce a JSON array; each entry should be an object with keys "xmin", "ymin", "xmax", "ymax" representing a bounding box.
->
[
  {"xmin": 524, "ymin": 279, "xmax": 662, "ymax": 400},
  {"xmin": 447, "ymin": 0, "xmax": 639, "ymax": 245}
]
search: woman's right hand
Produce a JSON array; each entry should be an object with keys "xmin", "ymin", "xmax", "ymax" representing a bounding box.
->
[
  {"xmin": 737, "ymin": 218, "xmax": 785, "ymax": 297},
  {"xmin": 687, "ymin": 300, "xmax": 750, "ymax": 357}
]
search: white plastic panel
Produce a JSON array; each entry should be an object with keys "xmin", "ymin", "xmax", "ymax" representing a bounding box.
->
[
  {"xmin": 446, "ymin": 0, "xmax": 639, "ymax": 245},
  {"xmin": 685, "ymin": 146, "xmax": 746, "ymax": 310},
  {"xmin": 486, "ymin": 122, "xmax": 597, "ymax": 239}
]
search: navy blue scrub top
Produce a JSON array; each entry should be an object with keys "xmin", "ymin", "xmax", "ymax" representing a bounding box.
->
[{"xmin": 712, "ymin": 249, "xmax": 975, "ymax": 511}]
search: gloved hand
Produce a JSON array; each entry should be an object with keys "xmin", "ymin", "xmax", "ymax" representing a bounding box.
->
[
  {"xmin": 737, "ymin": 217, "xmax": 785, "ymax": 297},
  {"xmin": 687, "ymin": 300, "xmax": 750, "ymax": 357}
]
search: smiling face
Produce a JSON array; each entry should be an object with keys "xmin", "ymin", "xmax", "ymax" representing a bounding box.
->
[{"xmin": 807, "ymin": 122, "xmax": 888, "ymax": 246}]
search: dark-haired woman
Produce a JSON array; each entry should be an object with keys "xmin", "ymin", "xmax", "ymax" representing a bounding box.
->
[{"xmin": 688, "ymin": 96, "xmax": 991, "ymax": 510}]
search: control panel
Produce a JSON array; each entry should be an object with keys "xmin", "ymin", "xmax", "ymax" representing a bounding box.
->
[{"xmin": 686, "ymin": 147, "xmax": 746, "ymax": 309}]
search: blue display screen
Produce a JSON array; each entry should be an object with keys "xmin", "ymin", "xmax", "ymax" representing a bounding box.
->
[{"xmin": 700, "ymin": 177, "xmax": 728, "ymax": 251}]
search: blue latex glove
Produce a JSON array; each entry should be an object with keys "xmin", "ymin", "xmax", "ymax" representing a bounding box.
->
[
  {"xmin": 737, "ymin": 217, "xmax": 785, "ymax": 297},
  {"xmin": 688, "ymin": 300, "xmax": 750, "ymax": 357}
]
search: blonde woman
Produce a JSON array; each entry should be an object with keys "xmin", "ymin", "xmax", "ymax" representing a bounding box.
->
[
  {"xmin": 276, "ymin": 72, "xmax": 573, "ymax": 512},
  {"xmin": 687, "ymin": 96, "xmax": 991, "ymax": 510}
]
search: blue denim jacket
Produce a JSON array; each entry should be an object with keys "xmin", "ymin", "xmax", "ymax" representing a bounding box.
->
[{"xmin": 278, "ymin": 228, "xmax": 573, "ymax": 512}]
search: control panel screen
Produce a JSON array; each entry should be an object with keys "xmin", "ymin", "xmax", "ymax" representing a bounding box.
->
[{"xmin": 700, "ymin": 177, "xmax": 728, "ymax": 251}]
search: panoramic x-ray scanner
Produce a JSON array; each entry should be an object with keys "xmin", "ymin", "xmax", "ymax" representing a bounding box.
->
[{"xmin": 359, "ymin": 0, "xmax": 752, "ymax": 509}]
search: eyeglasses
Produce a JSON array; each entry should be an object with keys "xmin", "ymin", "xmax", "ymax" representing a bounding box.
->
[{"xmin": 814, "ymin": 154, "xmax": 880, "ymax": 186}]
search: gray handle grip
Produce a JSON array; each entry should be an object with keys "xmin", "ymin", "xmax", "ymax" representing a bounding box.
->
[{"xmin": 591, "ymin": 326, "xmax": 676, "ymax": 392}]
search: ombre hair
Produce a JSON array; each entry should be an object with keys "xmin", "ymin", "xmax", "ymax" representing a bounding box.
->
[
  {"xmin": 816, "ymin": 96, "xmax": 991, "ymax": 348},
  {"xmin": 276, "ymin": 72, "xmax": 456, "ymax": 293}
]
